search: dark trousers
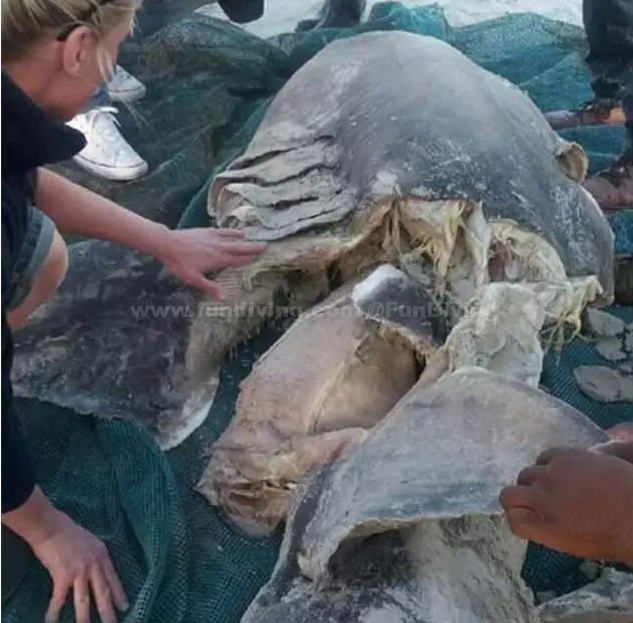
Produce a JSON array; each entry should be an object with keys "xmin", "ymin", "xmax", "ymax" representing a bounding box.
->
[{"xmin": 583, "ymin": 0, "xmax": 633, "ymax": 147}]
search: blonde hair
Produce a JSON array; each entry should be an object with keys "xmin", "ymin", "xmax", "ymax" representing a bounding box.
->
[{"xmin": 1, "ymin": 0, "xmax": 140, "ymax": 64}]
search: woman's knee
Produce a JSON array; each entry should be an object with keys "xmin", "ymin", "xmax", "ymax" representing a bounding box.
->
[
  {"xmin": 7, "ymin": 228, "xmax": 68, "ymax": 329},
  {"xmin": 38, "ymin": 229, "xmax": 69, "ymax": 296}
]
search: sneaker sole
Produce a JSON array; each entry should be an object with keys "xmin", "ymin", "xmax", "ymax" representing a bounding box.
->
[{"xmin": 73, "ymin": 154, "xmax": 149, "ymax": 182}]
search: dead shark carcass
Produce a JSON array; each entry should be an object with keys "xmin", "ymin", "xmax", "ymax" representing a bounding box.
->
[
  {"xmin": 196, "ymin": 30, "xmax": 614, "ymax": 534},
  {"xmin": 10, "ymin": 30, "xmax": 613, "ymax": 472}
]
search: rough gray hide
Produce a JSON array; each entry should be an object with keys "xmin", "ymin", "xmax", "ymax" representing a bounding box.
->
[
  {"xmin": 210, "ymin": 31, "xmax": 614, "ymax": 304},
  {"xmin": 239, "ymin": 369, "xmax": 609, "ymax": 623},
  {"xmin": 9, "ymin": 239, "xmax": 271, "ymax": 450}
]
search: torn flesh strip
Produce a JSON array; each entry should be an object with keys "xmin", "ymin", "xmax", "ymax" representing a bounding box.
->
[
  {"xmin": 445, "ymin": 277, "xmax": 603, "ymax": 387},
  {"xmin": 397, "ymin": 198, "xmax": 581, "ymax": 310}
]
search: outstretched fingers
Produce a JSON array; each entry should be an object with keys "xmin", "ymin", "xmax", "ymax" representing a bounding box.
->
[
  {"xmin": 45, "ymin": 576, "xmax": 72, "ymax": 623},
  {"xmin": 215, "ymin": 228, "xmax": 246, "ymax": 239},
  {"xmin": 73, "ymin": 576, "xmax": 91, "ymax": 623},
  {"xmin": 499, "ymin": 484, "xmax": 544, "ymax": 541},
  {"xmin": 89, "ymin": 567, "xmax": 117, "ymax": 623},
  {"xmin": 217, "ymin": 239, "xmax": 268, "ymax": 256},
  {"xmin": 100, "ymin": 556, "xmax": 129, "ymax": 613}
]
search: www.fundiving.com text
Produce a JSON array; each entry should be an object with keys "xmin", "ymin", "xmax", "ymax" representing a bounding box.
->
[{"xmin": 128, "ymin": 301, "xmax": 447, "ymax": 320}]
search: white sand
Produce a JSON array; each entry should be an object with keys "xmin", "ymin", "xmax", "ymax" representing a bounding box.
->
[{"xmin": 198, "ymin": 0, "xmax": 583, "ymax": 39}]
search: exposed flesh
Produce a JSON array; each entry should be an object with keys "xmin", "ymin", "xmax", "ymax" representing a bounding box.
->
[
  {"xmin": 210, "ymin": 33, "xmax": 614, "ymax": 304},
  {"xmin": 199, "ymin": 190, "xmax": 606, "ymax": 532},
  {"xmin": 239, "ymin": 369, "xmax": 608, "ymax": 623},
  {"xmin": 197, "ymin": 278, "xmax": 421, "ymax": 535}
]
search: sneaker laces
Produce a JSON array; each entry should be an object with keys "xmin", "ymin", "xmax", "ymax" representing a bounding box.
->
[
  {"xmin": 108, "ymin": 66, "xmax": 133, "ymax": 90},
  {"xmin": 81, "ymin": 106, "xmax": 125, "ymax": 150}
]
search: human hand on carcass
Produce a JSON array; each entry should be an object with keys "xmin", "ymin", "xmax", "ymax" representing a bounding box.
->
[
  {"xmin": 590, "ymin": 423, "xmax": 633, "ymax": 464},
  {"xmin": 500, "ymin": 444, "xmax": 633, "ymax": 566},
  {"xmin": 157, "ymin": 228, "xmax": 266, "ymax": 299}
]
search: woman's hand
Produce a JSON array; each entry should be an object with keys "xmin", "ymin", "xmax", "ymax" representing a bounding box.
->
[
  {"xmin": 157, "ymin": 228, "xmax": 267, "ymax": 299},
  {"xmin": 3, "ymin": 487, "xmax": 128, "ymax": 623},
  {"xmin": 499, "ymin": 447, "xmax": 633, "ymax": 566},
  {"xmin": 35, "ymin": 170, "xmax": 266, "ymax": 299},
  {"xmin": 29, "ymin": 510, "xmax": 128, "ymax": 623}
]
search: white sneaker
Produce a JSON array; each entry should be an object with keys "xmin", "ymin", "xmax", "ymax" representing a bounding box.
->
[
  {"xmin": 107, "ymin": 66, "xmax": 146, "ymax": 103},
  {"xmin": 67, "ymin": 106, "xmax": 149, "ymax": 182}
]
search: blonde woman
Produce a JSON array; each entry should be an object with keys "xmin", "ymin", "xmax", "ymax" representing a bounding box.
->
[{"xmin": 1, "ymin": 0, "xmax": 266, "ymax": 620}]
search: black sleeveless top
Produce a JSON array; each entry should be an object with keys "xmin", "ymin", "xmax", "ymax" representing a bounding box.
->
[{"xmin": 1, "ymin": 71, "xmax": 85, "ymax": 512}]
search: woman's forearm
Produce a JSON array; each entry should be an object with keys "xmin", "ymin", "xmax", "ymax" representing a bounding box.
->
[
  {"xmin": 2, "ymin": 486, "xmax": 61, "ymax": 548},
  {"xmin": 34, "ymin": 168, "xmax": 267, "ymax": 298},
  {"xmin": 36, "ymin": 168, "xmax": 170, "ymax": 257}
]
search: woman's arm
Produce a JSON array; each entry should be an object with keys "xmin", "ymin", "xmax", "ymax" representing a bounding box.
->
[
  {"xmin": 3, "ymin": 486, "xmax": 130, "ymax": 623},
  {"xmin": 35, "ymin": 168, "xmax": 267, "ymax": 298},
  {"xmin": 35, "ymin": 168, "xmax": 169, "ymax": 256}
]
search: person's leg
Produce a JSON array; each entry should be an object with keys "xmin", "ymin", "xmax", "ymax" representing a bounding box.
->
[
  {"xmin": 128, "ymin": 0, "xmax": 230, "ymax": 39},
  {"xmin": 580, "ymin": 0, "xmax": 633, "ymax": 210},
  {"xmin": 126, "ymin": 0, "xmax": 263, "ymax": 36},
  {"xmin": 582, "ymin": 116, "xmax": 633, "ymax": 210},
  {"xmin": 215, "ymin": 0, "xmax": 263, "ymax": 24},
  {"xmin": 2, "ymin": 210, "xmax": 69, "ymax": 604},
  {"xmin": 296, "ymin": 0, "xmax": 365, "ymax": 32},
  {"xmin": 6, "ymin": 207, "xmax": 68, "ymax": 330},
  {"xmin": 583, "ymin": 0, "xmax": 633, "ymax": 105}
]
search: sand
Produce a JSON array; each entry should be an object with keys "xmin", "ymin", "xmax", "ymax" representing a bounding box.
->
[{"xmin": 198, "ymin": 0, "xmax": 584, "ymax": 39}]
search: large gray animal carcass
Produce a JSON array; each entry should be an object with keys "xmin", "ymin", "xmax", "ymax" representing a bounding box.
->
[{"xmin": 11, "ymin": 40, "xmax": 618, "ymax": 621}]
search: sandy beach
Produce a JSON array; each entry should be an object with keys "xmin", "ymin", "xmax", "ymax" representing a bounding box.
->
[{"xmin": 198, "ymin": 0, "xmax": 584, "ymax": 39}]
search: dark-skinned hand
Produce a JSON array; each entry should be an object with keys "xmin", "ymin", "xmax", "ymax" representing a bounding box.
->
[{"xmin": 500, "ymin": 446, "xmax": 633, "ymax": 566}]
